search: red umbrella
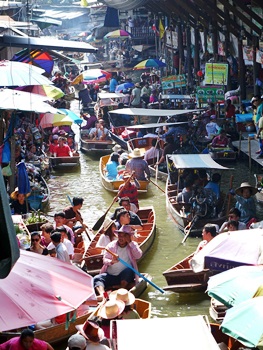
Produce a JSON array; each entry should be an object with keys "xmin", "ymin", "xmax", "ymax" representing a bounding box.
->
[{"xmin": 0, "ymin": 250, "xmax": 96, "ymax": 331}]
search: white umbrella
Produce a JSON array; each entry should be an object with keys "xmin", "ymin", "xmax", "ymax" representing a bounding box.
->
[
  {"xmin": 0, "ymin": 60, "xmax": 52, "ymax": 86},
  {"xmin": 0, "ymin": 89, "xmax": 64, "ymax": 114}
]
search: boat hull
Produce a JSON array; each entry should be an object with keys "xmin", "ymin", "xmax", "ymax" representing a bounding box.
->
[
  {"xmin": 50, "ymin": 156, "xmax": 80, "ymax": 170},
  {"xmin": 80, "ymin": 131, "xmax": 114, "ymax": 155}
]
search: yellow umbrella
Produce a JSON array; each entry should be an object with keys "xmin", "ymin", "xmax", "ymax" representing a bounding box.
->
[{"xmin": 39, "ymin": 113, "xmax": 73, "ymax": 128}]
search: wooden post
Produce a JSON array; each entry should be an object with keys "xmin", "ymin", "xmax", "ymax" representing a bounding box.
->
[
  {"xmin": 238, "ymin": 131, "xmax": 242, "ymax": 158},
  {"xmin": 248, "ymin": 136, "xmax": 251, "ymax": 171}
]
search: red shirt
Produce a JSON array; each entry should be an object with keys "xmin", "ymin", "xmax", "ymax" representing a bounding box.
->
[
  {"xmin": 225, "ymin": 104, "xmax": 235, "ymax": 118},
  {"xmin": 54, "ymin": 144, "xmax": 71, "ymax": 157},
  {"xmin": 0, "ymin": 337, "xmax": 47, "ymax": 350},
  {"xmin": 118, "ymin": 183, "xmax": 139, "ymax": 208}
]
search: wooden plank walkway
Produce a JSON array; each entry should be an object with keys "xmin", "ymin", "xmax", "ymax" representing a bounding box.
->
[{"xmin": 232, "ymin": 136, "xmax": 263, "ymax": 169}]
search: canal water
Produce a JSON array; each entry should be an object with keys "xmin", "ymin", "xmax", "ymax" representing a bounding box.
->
[{"xmin": 48, "ymin": 140, "xmax": 261, "ymax": 349}]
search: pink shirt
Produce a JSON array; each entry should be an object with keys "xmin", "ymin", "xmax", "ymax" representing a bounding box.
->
[{"xmin": 0, "ymin": 337, "xmax": 47, "ymax": 350}]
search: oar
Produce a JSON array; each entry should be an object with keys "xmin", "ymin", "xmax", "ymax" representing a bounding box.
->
[
  {"xmin": 181, "ymin": 215, "xmax": 199, "ymax": 244},
  {"xmin": 67, "ymin": 195, "xmax": 92, "ymax": 241},
  {"xmin": 105, "ymin": 248, "xmax": 165, "ymax": 294},
  {"xmin": 92, "ymin": 172, "xmax": 135, "ymax": 231},
  {"xmin": 149, "ymin": 178, "xmax": 165, "ymax": 193}
]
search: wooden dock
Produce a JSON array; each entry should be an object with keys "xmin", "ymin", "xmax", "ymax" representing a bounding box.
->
[{"xmin": 232, "ymin": 135, "xmax": 263, "ymax": 170}]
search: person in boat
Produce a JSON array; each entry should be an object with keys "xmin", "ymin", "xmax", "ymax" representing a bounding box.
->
[
  {"xmin": 66, "ymin": 334, "xmax": 86, "ymax": 350},
  {"xmin": 26, "ymin": 231, "xmax": 48, "ymax": 256},
  {"xmin": 67, "ymin": 134, "xmax": 78, "ymax": 155},
  {"xmin": 64, "ymin": 197, "xmax": 88, "ymax": 236},
  {"xmin": 125, "ymin": 148, "xmax": 150, "ymax": 182},
  {"xmin": 80, "ymin": 108, "xmax": 97, "ymax": 131},
  {"xmin": 48, "ymin": 134, "xmax": 59, "ymax": 156},
  {"xmin": 226, "ymin": 220, "xmax": 239, "ymax": 231},
  {"xmin": 76, "ymin": 319, "xmax": 110, "ymax": 350},
  {"xmin": 219, "ymin": 207, "xmax": 247, "ymax": 233},
  {"xmin": 155, "ymin": 136, "xmax": 176, "ymax": 173},
  {"xmin": 225, "ymin": 98, "xmax": 236, "ymax": 119},
  {"xmin": 0, "ymin": 329, "xmax": 54, "ymax": 350},
  {"xmin": 50, "ymin": 231, "xmax": 71, "ymax": 263},
  {"xmin": 48, "ymin": 226, "xmax": 74, "ymax": 260},
  {"xmin": 40, "ymin": 223, "xmax": 54, "ymax": 247},
  {"xmin": 105, "ymin": 152, "xmax": 119, "ymax": 180},
  {"xmin": 204, "ymin": 173, "xmax": 221, "ymax": 200},
  {"xmin": 93, "ymin": 225, "xmax": 142, "ymax": 302},
  {"xmin": 232, "ymin": 182, "xmax": 257, "ymax": 225},
  {"xmin": 116, "ymin": 153, "xmax": 129, "ymax": 180},
  {"xmin": 144, "ymin": 138, "xmax": 162, "ymax": 164},
  {"xmin": 78, "ymin": 84, "xmax": 92, "ymax": 109},
  {"xmin": 205, "ymin": 115, "xmax": 220, "ymax": 140},
  {"xmin": 119, "ymin": 196, "xmax": 138, "ymax": 214},
  {"xmin": 96, "ymin": 218, "xmax": 117, "ymax": 249},
  {"xmin": 111, "ymin": 207, "xmax": 143, "ymax": 230},
  {"xmin": 176, "ymin": 178, "xmax": 194, "ymax": 204},
  {"xmin": 193, "ymin": 224, "xmax": 218, "ymax": 255},
  {"xmin": 53, "ymin": 137, "xmax": 72, "ymax": 157},
  {"xmin": 10, "ymin": 187, "xmax": 31, "ymax": 215},
  {"xmin": 211, "ymin": 129, "xmax": 229, "ymax": 148},
  {"xmin": 109, "ymin": 288, "xmax": 140, "ymax": 319},
  {"xmin": 53, "ymin": 211, "xmax": 74, "ymax": 244},
  {"xmin": 130, "ymin": 83, "xmax": 141, "ymax": 108},
  {"xmin": 118, "ymin": 172, "xmax": 140, "ymax": 209},
  {"xmin": 89, "ymin": 120, "xmax": 109, "ymax": 141}
]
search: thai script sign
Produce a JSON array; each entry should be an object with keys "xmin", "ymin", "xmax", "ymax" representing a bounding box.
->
[
  {"xmin": 204, "ymin": 63, "xmax": 228, "ymax": 85},
  {"xmin": 161, "ymin": 74, "xmax": 186, "ymax": 89}
]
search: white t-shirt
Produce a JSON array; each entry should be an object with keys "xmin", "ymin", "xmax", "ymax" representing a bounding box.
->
[
  {"xmin": 107, "ymin": 246, "xmax": 131, "ymax": 275},
  {"xmin": 48, "ymin": 239, "xmax": 74, "ymax": 257}
]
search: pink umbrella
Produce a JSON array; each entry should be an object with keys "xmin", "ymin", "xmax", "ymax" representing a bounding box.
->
[{"xmin": 0, "ymin": 250, "xmax": 96, "ymax": 331}]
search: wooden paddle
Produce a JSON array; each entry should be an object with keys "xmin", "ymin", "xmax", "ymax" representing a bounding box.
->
[
  {"xmin": 92, "ymin": 172, "xmax": 135, "ymax": 231},
  {"xmin": 181, "ymin": 215, "xmax": 199, "ymax": 244},
  {"xmin": 67, "ymin": 195, "xmax": 92, "ymax": 241},
  {"xmin": 149, "ymin": 178, "xmax": 165, "ymax": 193},
  {"xmin": 105, "ymin": 248, "xmax": 165, "ymax": 294}
]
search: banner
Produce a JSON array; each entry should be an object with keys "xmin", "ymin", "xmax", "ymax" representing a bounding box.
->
[
  {"xmin": 165, "ymin": 30, "xmax": 178, "ymax": 49},
  {"xmin": 204, "ymin": 63, "xmax": 228, "ymax": 85},
  {"xmin": 243, "ymin": 46, "xmax": 253, "ymax": 61},
  {"xmin": 196, "ymin": 86, "xmax": 225, "ymax": 104},
  {"xmin": 159, "ymin": 19, "xmax": 165, "ymax": 39},
  {"xmin": 161, "ymin": 74, "xmax": 187, "ymax": 89},
  {"xmin": 256, "ymin": 49, "xmax": 263, "ymax": 64}
]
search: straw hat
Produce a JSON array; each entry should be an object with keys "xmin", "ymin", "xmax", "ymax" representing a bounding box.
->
[
  {"xmin": 10, "ymin": 187, "xmax": 30, "ymax": 200},
  {"xmin": 114, "ymin": 225, "xmax": 135, "ymax": 236},
  {"xmin": 112, "ymin": 144, "xmax": 122, "ymax": 153},
  {"xmin": 110, "ymin": 288, "xmax": 135, "ymax": 306},
  {"xmin": 98, "ymin": 217, "xmax": 115, "ymax": 233},
  {"xmin": 97, "ymin": 300, "xmax": 125, "ymax": 319},
  {"xmin": 75, "ymin": 320, "xmax": 104, "ymax": 342},
  {"xmin": 68, "ymin": 334, "xmax": 86, "ymax": 349},
  {"xmin": 235, "ymin": 182, "xmax": 257, "ymax": 196},
  {"xmin": 129, "ymin": 148, "xmax": 142, "ymax": 158}
]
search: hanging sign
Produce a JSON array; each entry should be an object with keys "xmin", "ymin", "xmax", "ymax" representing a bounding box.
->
[{"xmin": 204, "ymin": 63, "xmax": 228, "ymax": 85}]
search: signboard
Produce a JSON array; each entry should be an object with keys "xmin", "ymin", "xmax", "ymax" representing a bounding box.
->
[
  {"xmin": 196, "ymin": 86, "xmax": 225, "ymax": 104},
  {"xmin": 162, "ymin": 74, "xmax": 187, "ymax": 90},
  {"xmin": 165, "ymin": 30, "xmax": 178, "ymax": 49},
  {"xmin": 204, "ymin": 63, "xmax": 228, "ymax": 85}
]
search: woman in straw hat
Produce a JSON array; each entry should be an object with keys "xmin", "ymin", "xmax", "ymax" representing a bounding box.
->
[
  {"xmin": 125, "ymin": 148, "xmax": 150, "ymax": 181},
  {"xmin": 109, "ymin": 288, "xmax": 140, "ymax": 319},
  {"xmin": 96, "ymin": 218, "xmax": 117, "ymax": 249},
  {"xmin": 10, "ymin": 187, "xmax": 31, "ymax": 215},
  {"xmin": 234, "ymin": 182, "xmax": 257, "ymax": 225}
]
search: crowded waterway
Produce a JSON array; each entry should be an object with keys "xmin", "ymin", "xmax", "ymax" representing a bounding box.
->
[{"xmin": 47, "ymin": 141, "xmax": 262, "ymax": 349}]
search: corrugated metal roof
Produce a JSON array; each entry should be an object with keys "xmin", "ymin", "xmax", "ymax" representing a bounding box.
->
[{"xmin": 38, "ymin": 9, "xmax": 88, "ymax": 21}]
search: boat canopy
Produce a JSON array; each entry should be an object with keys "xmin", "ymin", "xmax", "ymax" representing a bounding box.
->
[
  {"xmin": 113, "ymin": 315, "xmax": 219, "ymax": 350},
  {"xmin": 98, "ymin": 92, "xmax": 125, "ymax": 99},
  {"xmin": 167, "ymin": 154, "xmax": 231, "ymax": 170},
  {"xmin": 126, "ymin": 121, "xmax": 188, "ymax": 129},
  {"xmin": 108, "ymin": 108, "xmax": 199, "ymax": 117}
]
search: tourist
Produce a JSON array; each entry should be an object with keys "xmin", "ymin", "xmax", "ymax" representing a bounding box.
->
[
  {"xmin": 27, "ymin": 231, "xmax": 48, "ymax": 255},
  {"xmin": 130, "ymin": 83, "xmax": 141, "ymax": 108},
  {"xmin": 0, "ymin": 328, "xmax": 54, "ymax": 350},
  {"xmin": 193, "ymin": 224, "xmax": 218, "ymax": 255},
  {"xmin": 112, "ymin": 207, "xmax": 142, "ymax": 230},
  {"xmin": 10, "ymin": 187, "xmax": 31, "ymax": 215},
  {"xmin": 78, "ymin": 84, "xmax": 92, "ymax": 109},
  {"xmin": 50, "ymin": 232, "xmax": 70, "ymax": 263},
  {"xmin": 144, "ymin": 139, "xmax": 162, "ymax": 164},
  {"xmin": 48, "ymin": 226, "xmax": 74, "ymax": 260},
  {"xmin": 109, "ymin": 74, "xmax": 118, "ymax": 93},
  {"xmin": 205, "ymin": 115, "xmax": 220, "ymax": 139},
  {"xmin": 41, "ymin": 223, "xmax": 54, "ymax": 247},
  {"xmin": 76, "ymin": 319, "xmax": 110, "ymax": 350},
  {"xmin": 118, "ymin": 173, "xmax": 140, "ymax": 209},
  {"xmin": 233, "ymin": 182, "xmax": 257, "ymax": 225},
  {"xmin": 226, "ymin": 220, "xmax": 239, "ymax": 231},
  {"xmin": 53, "ymin": 212, "xmax": 74, "ymax": 244},
  {"xmin": 177, "ymin": 178, "xmax": 194, "ymax": 204},
  {"xmin": 105, "ymin": 153, "xmax": 119, "ymax": 180},
  {"xmin": 219, "ymin": 207, "xmax": 247, "ymax": 232},
  {"xmin": 54, "ymin": 137, "xmax": 72, "ymax": 157},
  {"xmin": 204, "ymin": 173, "xmax": 221, "ymax": 200},
  {"xmin": 109, "ymin": 288, "xmax": 140, "ymax": 319},
  {"xmin": 66, "ymin": 334, "xmax": 86, "ymax": 350},
  {"xmin": 211, "ymin": 129, "xmax": 229, "ymax": 148},
  {"xmin": 93, "ymin": 225, "xmax": 142, "ymax": 302},
  {"xmin": 125, "ymin": 148, "xmax": 150, "ymax": 181},
  {"xmin": 96, "ymin": 218, "xmax": 117, "ymax": 249},
  {"xmin": 119, "ymin": 196, "xmax": 138, "ymax": 214}
]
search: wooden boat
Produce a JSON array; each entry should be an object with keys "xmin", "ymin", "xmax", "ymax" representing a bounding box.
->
[
  {"xmin": 80, "ymin": 129, "xmax": 114, "ymax": 155},
  {"xmin": 83, "ymin": 206, "xmax": 156, "ymax": 277},
  {"xmin": 254, "ymin": 174, "xmax": 263, "ymax": 204},
  {"xmin": 162, "ymin": 253, "xmax": 215, "ymax": 293},
  {"xmin": 166, "ymin": 154, "xmax": 231, "ymax": 238},
  {"xmin": 209, "ymin": 147, "xmax": 237, "ymax": 162},
  {"xmin": 209, "ymin": 298, "xmax": 228, "ymax": 323},
  {"xmin": 27, "ymin": 175, "xmax": 50, "ymax": 212},
  {"xmin": 99, "ymin": 154, "xmax": 149, "ymax": 193},
  {"xmin": 49, "ymin": 156, "xmax": 80, "ymax": 170},
  {"xmin": 210, "ymin": 323, "xmax": 243, "ymax": 350}
]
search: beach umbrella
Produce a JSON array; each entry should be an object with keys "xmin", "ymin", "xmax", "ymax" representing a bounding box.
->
[
  {"xmin": 207, "ymin": 265, "xmax": 263, "ymax": 308},
  {"xmin": 115, "ymin": 82, "xmax": 134, "ymax": 92},
  {"xmin": 104, "ymin": 29, "xmax": 131, "ymax": 39},
  {"xmin": 11, "ymin": 49, "xmax": 54, "ymax": 75},
  {"xmin": 0, "ymin": 249, "xmax": 96, "ymax": 331},
  {"xmin": 16, "ymin": 162, "xmax": 31, "ymax": 196},
  {"xmin": 0, "ymin": 60, "xmax": 52, "ymax": 86},
  {"xmin": 0, "ymin": 89, "xmax": 64, "ymax": 114},
  {"xmin": 39, "ymin": 113, "xmax": 73, "ymax": 128},
  {"xmin": 133, "ymin": 59, "xmax": 166, "ymax": 70},
  {"xmin": 72, "ymin": 69, "xmax": 111, "ymax": 85},
  {"xmin": 59, "ymin": 109, "xmax": 83, "ymax": 125},
  {"xmin": 16, "ymin": 85, "xmax": 64, "ymax": 100},
  {"xmin": 221, "ymin": 296, "xmax": 263, "ymax": 348}
]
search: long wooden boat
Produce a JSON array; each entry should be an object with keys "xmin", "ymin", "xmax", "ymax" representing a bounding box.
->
[
  {"xmin": 209, "ymin": 298, "xmax": 228, "ymax": 323},
  {"xmin": 49, "ymin": 156, "xmax": 80, "ymax": 170},
  {"xmin": 83, "ymin": 206, "xmax": 156, "ymax": 277},
  {"xmin": 162, "ymin": 253, "xmax": 215, "ymax": 293},
  {"xmin": 209, "ymin": 147, "xmax": 237, "ymax": 162},
  {"xmin": 80, "ymin": 130, "xmax": 114, "ymax": 155},
  {"xmin": 254, "ymin": 174, "xmax": 263, "ymax": 204},
  {"xmin": 100, "ymin": 154, "xmax": 149, "ymax": 193},
  {"xmin": 166, "ymin": 154, "xmax": 231, "ymax": 238}
]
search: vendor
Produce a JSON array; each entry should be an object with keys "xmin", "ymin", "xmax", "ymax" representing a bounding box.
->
[{"xmin": 10, "ymin": 187, "xmax": 31, "ymax": 215}]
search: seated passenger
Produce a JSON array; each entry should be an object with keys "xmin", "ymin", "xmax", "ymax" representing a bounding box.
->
[
  {"xmin": 111, "ymin": 207, "xmax": 142, "ymax": 230},
  {"xmin": 226, "ymin": 220, "xmax": 239, "ymax": 231},
  {"xmin": 219, "ymin": 207, "xmax": 247, "ymax": 232},
  {"xmin": 54, "ymin": 137, "xmax": 72, "ymax": 157},
  {"xmin": 105, "ymin": 153, "xmax": 119, "ymax": 180},
  {"xmin": 233, "ymin": 182, "xmax": 257, "ymax": 224},
  {"xmin": 89, "ymin": 120, "xmax": 109, "ymax": 140},
  {"xmin": 26, "ymin": 231, "xmax": 48, "ymax": 255},
  {"xmin": 211, "ymin": 130, "xmax": 229, "ymax": 148},
  {"xmin": 205, "ymin": 115, "xmax": 220, "ymax": 139},
  {"xmin": 96, "ymin": 218, "xmax": 117, "ymax": 249},
  {"xmin": 109, "ymin": 288, "xmax": 140, "ymax": 319},
  {"xmin": 205, "ymin": 173, "xmax": 221, "ymax": 200},
  {"xmin": 118, "ymin": 173, "xmax": 140, "ymax": 209},
  {"xmin": 177, "ymin": 178, "xmax": 194, "ymax": 204}
]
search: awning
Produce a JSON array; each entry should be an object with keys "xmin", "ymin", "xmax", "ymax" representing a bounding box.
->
[
  {"xmin": 98, "ymin": 92, "xmax": 125, "ymax": 99},
  {"xmin": 126, "ymin": 121, "xmax": 188, "ymax": 129},
  {"xmin": 31, "ymin": 17, "xmax": 62, "ymax": 29},
  {"xmin": 0, "ymin": 35, "xmax": 97, "ymax": 53},
  {"xmin": 167, "ymin": 154, "xmax": 231, "ymax": 170},
  {"xmin": 108, "ymin": 108, "xmax": 198, "ymax": 117},
  {"xmin": 114, "ymin": 316, "xmax": 220, "ymax": 349}
]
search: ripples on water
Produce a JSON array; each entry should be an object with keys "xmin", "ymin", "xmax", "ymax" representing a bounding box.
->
[{"xmin": 49, "ymin": 131, "xmax": 263, "ymax": 349}]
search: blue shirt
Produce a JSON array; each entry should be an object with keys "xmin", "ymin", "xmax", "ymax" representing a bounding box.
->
[
  {"xmin": 106, "ymin": 161, "xmax": 118, "ymax": 180},
  {"xmin": 109, "ymin": 78, "xmax": 118, "ymax": 93}
]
